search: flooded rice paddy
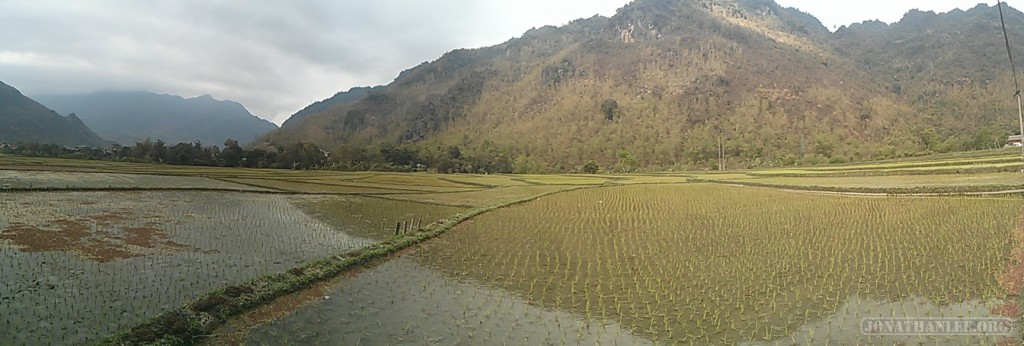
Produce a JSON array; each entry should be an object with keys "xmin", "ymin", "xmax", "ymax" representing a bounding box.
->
[{"xmin": 0, "ymin": 191, "xmax": 372, "ymax": 345}]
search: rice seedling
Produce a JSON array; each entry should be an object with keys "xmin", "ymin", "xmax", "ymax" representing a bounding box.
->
[
  {"xmin": 242, "ymin": 258, "xmax": 651, "ymax": 345},
  {"xmin": 746, "ymin": 173, "xmax": 1024, "ymax": 191},
  {"xmin": 377, "ymin": 185, "xmax": 576, "ymax": 208},
  {"xmin": 0, "ymin": 169, "xmax": 265, "ymax": 191},
  {"xmin": 0, "ymin": 190, "xmax": 417, "ymax": 345},
  {"xmin": 351, "ymin": 173, "xmax": 481, "ymax": 189},
  {"xmin": 6, "ymin": 154, "xmax": 1023, "ymax": 344},
  {"xmin": 415, "ymin": 183, "xmax": 1024, "ymax": 344},
  {"xmin": 289, "ymin": 195, "xmax": 465, "ymax": 241},
  {"xmin": 217, "ymin": 177, "xmax": 410, "ymax": 194},
  {"xmin": 437, "ymin": 174, "xmax": 532, "ymax": 187},
  {"xmin": 284, "ymin": 178, "xmax": 479, "ymax": 193},
  {"xmin": 513, "ymin": 174, "xmax": 610, "ymax": 185}
]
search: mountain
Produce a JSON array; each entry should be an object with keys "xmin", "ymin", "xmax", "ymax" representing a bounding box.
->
[
  {"xmin": 264, "ymin": 0, "xmax": 1024, "ymax": 172},
  {"xmin": 35, "ymin": 91, "xmax": 278, "ymax": 146},
  {"xmin": 832, "ymin": 4, "xmax": 1024, "ymax": 148},
  {"xmin": 281, "ymin": 86, "xmax": 380, "ymax": 128},
  {"xmin": 0, "ymin": 81, "xmax": 107, "ymax": 147}
]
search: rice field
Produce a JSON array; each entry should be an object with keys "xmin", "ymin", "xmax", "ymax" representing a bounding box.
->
[
  {"xmin": 747, "ymin": 173, "xmax": 1024, "ymax": 190},
  {"xmin": 752, "ymin": 161, "xmax": 1022, "ymax": 176},
  {"xmin": 0, "ymin": 169, "xmax": 267, "ymax": 191},
  {"xmin": 297, "ymin": 178, "xmax": 480, "ymax": 193},
  {"xmin": 0, "ymin": 171, "xmax": 468, "ymax": 344},
  {"xmin": 604, "ymin": 175, "xmax": 690, "ymax": 184},
  {"xmin": 438, "ymin": 174, "xmax": 533, "ymax": 187},
  {"xmin": 216, "ymin": 177, "xmax": 413, "ymax": 194},
  {"xmin": 377, "ymin": 185, "xmax": 577, "ymax": 207},
  {"xmin": 0, "ymin": 191, "xmax": 381, "ymax": 344},
  {"xmin": 243, "ymin": 257, "xmax": 651, "ymax": 345},
  {"xmin": 799, "ymin": 155, "xmax": 1021, "ymax": 172},
  {"xmin": 757, "ymin": 148, "xmax": 1020, "ymax": 173},
  {"xmin": 514, "ymin": 174, "xmax": 612, "ymax": 185},
  {"xmin": 290, "ymin": 195, "xmax": 466, "ymax": 240},
  {"xmin": 2, "ymin": 153, "xmax": 1024, "ymax": 344},
  {"xmin": 352, "ymin": 173, "xmax": 482, "ymax": 189},
  {"xmin": 714, "ymin": 149, "xmax": 1020, "ymax": 178},
  {"xmin": 414, "ymin": 184, "xmax": 1024, "ymax": 344}
]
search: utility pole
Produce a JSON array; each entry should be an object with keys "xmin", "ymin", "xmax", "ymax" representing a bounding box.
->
[
  {"xmin": 1017, "ymin": 91, "xmax": 1024, "ymax": 171},
  {"xmin": 718, "ymin": 133, "xmax": 725, "ymax": 171},
  {"xmin": 998, "ymin": 1, "xmax": 1024, "ymax": 172}
]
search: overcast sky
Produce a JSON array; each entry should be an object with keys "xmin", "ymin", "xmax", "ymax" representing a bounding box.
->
[{"xmin": 1, "ymin": 1, "xmax": 1021, "ymax": 125}]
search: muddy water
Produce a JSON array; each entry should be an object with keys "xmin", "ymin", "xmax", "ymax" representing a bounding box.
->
[
  {"xmin": 247, "ymin": 257, "xmax": 653, "ymax": 345},
  {"xmin": 743, "ymin": 295, "xmax": 1019, "ymax": 345},
  {"xmin": 246, "ymin": 257, "xmax": 1021, "ymax": 345},
  {"xmin": 0, "ymin": 191, "xmax": 374, "ymax": 345},
  {"xmin": 0, "ymin": 169, "xmax": 267, "ymax": 190}
]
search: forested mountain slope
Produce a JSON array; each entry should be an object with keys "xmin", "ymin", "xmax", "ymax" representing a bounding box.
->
[
  {"xmin": 266, "ymin": 0, "xmax": 1024, "ymax": 172},
  {"xmin": 0, "ymin": 81, "xmax": 107, "ymax": 147}
]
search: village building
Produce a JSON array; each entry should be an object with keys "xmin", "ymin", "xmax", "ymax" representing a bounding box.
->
[{"xmin": 1008, "ymin": 135, "xmax": 1023, "ymax": 147}]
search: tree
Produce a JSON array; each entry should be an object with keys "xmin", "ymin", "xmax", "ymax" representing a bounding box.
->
[
  {"xmin": 967, "ymin": 128, "xmax": 996, "ymax": 150},
  {"xmin": 190, "ymin": 141, "xmax": 211, "ymax": 166},
  {"xmin": 152, "ymin": 140, "xmax": 167, "ymax": 163},
  {"xmin": 165, "ymin": 142, "xmax": 195, "ymax": 165},
  {"xmin": 384, "ymin": 146, "xmax": 416, "ymax": 166},
  {"xmin": 917, "ymin": 128, "xmax": 939, "ymax": 152},
  {"xmin": 131, "ymin": 139, "xmax": 154, "ymax": 159},
  {"xmin": 513, "ymin": 154, "xmax": 543, "ymax": 174},
  {"xmin": 221, "ymin": 139, "xmax": 243, "ymax": 167},
  {"xmin": 581, "ymin": 160, "xmax": 600, "ymax": 174},
  {"xmin": 616, "ymin": 149, "xmax": 639, "ymax": 172},
  {"xmin": 601, "ymin": 99, "xmax": 618, "ymax": 121},
  {"xmin": 448, "ymin": 145, "xmax": 462, "ymax": 160}
]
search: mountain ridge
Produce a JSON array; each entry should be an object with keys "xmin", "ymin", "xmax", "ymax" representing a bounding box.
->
[
  {"xmin": 262, "ymin": 0, "xmax": 1024, "ymax": 171},
  {"xmin": 281, "ymin": 86, "xmax": 380, "ymax": 128},
  {"xmin": 36, "ymin": 91, "xmax": 278, "ymax": 146},
  {"xmin": 0, "ymin": 81, "xmax": 108, "ymax": 147}
]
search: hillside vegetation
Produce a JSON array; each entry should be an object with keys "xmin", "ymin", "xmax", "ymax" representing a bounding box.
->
[
  {"xmin": 265, "ymin": 0, "xmax": 1024, "ymax": 173},
  {"xmin": 280, "ymin": 86, "xmax": 381, "ymax": 128}
]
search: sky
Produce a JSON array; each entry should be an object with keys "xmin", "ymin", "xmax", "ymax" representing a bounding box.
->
[
  {"xmin": 775, "ymin": 0, "xmax": 1024, "ymax": 31},
  {"xmin": 1, "ymin": 1, "xmax": 1022, "ymax": 125}
]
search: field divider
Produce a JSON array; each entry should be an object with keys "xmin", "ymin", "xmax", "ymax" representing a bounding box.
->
[
  {"xmin": 435, "ymin": 176, "xmax": 503, "ymax": 188},
  {"xmin": 206, "ymin": 177, "xmax": 294, "ymax": 192},
  {"xmin": 690, "ymin": 178, "xmax": 1024, "ymax": 196},
  {"xmin": 0, "ymin": 186, "xmax": 289, "ymax": 193},
  {"xmin": 101, "ymin": 185, "xmax": 593, "ymax": 345},
  {"xmin": 366, "ymin": 193, "xmax": 478, "ymax": 208},
  {"xmin": 776, "ymin": 156, "xmax": 1022, "ymax": 173},
  {"xmin": 0, "ymin": 186, "xmax": 455, "ymax": 197},
  {"xmin": 746, "ymin": 164, "xmax": 1022, "ymax": 178}
]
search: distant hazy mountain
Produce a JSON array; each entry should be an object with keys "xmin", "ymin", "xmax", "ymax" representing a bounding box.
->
[
  {"xmin": 281, "ymin": 86, "xmax": 379, "ymax": 128},
  {"xmin": 36, "ymin": 91, "xmax": 278, "ymax": 146},
  {"xmin": 0, "ymin": 81, "xmax": 107, "ymax": 147}
]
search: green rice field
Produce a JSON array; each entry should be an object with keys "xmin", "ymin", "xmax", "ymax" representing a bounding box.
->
[{"xmin": 0, "ymin": 151, "xmax": 1022, "ymax": 345}]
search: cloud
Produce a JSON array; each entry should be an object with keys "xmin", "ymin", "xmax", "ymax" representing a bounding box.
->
[
  {"xmin": 8, "ymin": 1, "xmax": 1024, "ymax": 125},
  {"xmin": 0, "ymin": 0, "xmax": 623, "ymax": 124}
]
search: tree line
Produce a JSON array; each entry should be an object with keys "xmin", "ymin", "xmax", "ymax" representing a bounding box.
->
[
  {"xmin": 0, "ymin": 137, "xmax": 667, "ymax": 174},
  {"xmin": 1, "ymin": 139, "xmax": 329, "ymax": 170}
]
